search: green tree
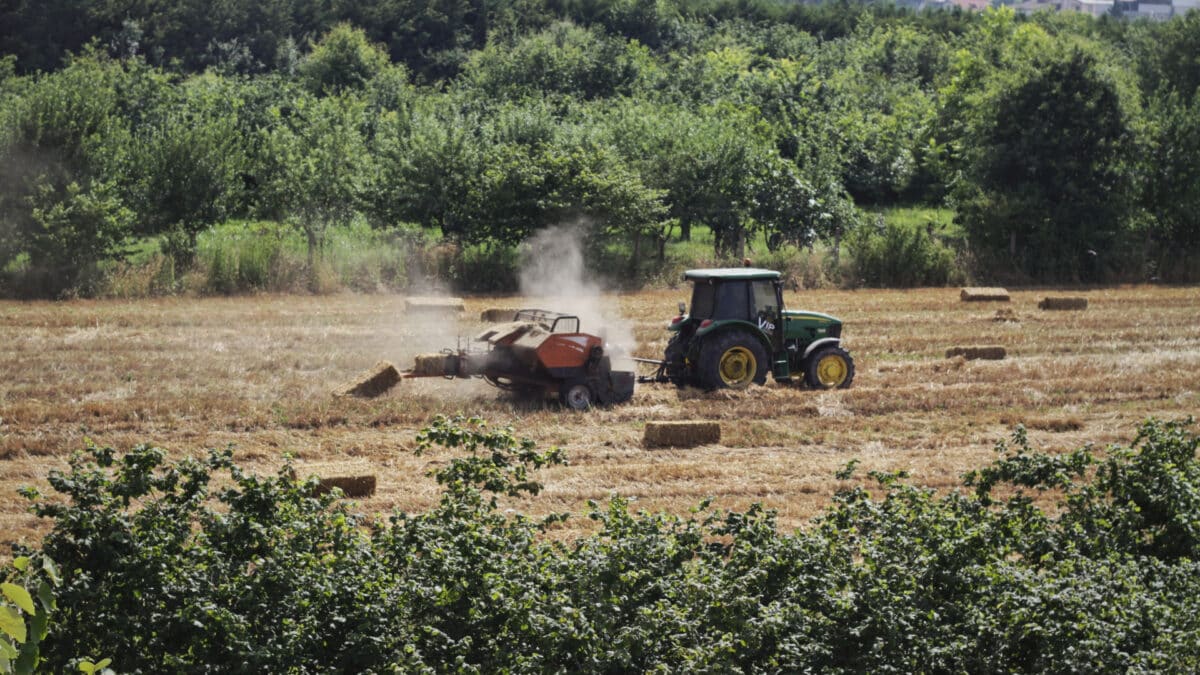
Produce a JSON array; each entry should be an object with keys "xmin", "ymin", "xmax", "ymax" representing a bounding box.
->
[
  {"xmin": 1141, "ymin": 91, "xmax": 1200, "ymax": 280},
  {"xmin": 258, "ymin": 94, "xmax": 369, "ymax": 290},
  {"xmin": 0, "ymin": 52, "xmax": 150, "ymax": 296},
  {"xmin": 123, "ymin": 74, "xmax": 250, "ymax": 267},
  {"xmin": 368, "ymin": 99, "xmax": 483, "ymax": 238},
  {"xmin": 957, "ymin": 47, "xmax": 1138, "ymax": 282},
  {"xmin": 24, "ymin": 179, "xmax": 134, "ymax": 296},
  {"xmin": 461, "ymin": 22, "xmax": 652, "ymax": 101},
  {"xmin": 299, "ymin": 23, "xmax": 392, "ymax": 95}
]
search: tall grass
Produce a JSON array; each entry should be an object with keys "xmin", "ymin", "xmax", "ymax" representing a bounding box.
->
[{"xmin": 92, "ymin": 206, "xmax": 972, "ymax": 297}]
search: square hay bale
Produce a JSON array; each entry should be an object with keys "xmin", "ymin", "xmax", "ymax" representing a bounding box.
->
[
  {"xmin": 945, "ymin": 346, "xmax": 1007, "ymax": 360},
  {"xmin": 411, "ymin": 353, "xmax": 455, "ymax": 377},
  {"xmin": 405, "ymin": 296, "xmax": 465, "ymax": 313},
  {"xmin": 1038, "ymin": 296, "xmax": 1088, "ymax": 311},
  {"xmin": 643, "ymin": 421, "xmax": 721, "ymax": 449},
  {"xmin": 480, "ymin": 308, "xmax": 518, "ymax": 322},
  {"xmin": 960, "ymin": 287, "xmax": 1010, "ymax": 302},
  {"xmin": 333, "ymin": 361, "xmax": 401, "ymax": 398},
  {"xmin": 314, "ymin": 474, "xmax": 377, "ymax": 498}
]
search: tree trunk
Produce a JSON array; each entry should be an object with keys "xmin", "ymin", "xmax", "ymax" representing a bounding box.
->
[
  {"xmin": 630, "ymin": 229, "xmax": 642, "ymax": 274},
  {"xmin": 735, "ymin": 227, "xmax": 746, "ymax": 262},
  {"xmin": 306, "ymin": 225, "xmax": 320, "ymax": 293},
  {"xmin": 679, "ymin": 219, "xmax": 691, "ymax": 241}
]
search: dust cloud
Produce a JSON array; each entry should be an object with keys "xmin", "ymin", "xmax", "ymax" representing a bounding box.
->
[{"xmin": 518, "ymin": 222, "xmax": 637, "ymax": 361}]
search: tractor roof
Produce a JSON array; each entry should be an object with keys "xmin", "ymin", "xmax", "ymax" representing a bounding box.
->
[{"xmin": 683, "ymin": 268, "xmax": 781, "ymax": 281}]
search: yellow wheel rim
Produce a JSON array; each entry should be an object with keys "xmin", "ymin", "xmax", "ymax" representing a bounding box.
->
[
  {"xmin": 816, "ymin": 354, "xmax": 848, "ymax": 388},
  {"xmin": 718, "ymin": 346, "xmax": 756, "ymax": 388}
]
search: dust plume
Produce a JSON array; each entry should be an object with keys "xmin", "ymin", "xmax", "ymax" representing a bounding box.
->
[{"xmin": 518, "ymin": 222, "xmax": 636, "ymax": 359}]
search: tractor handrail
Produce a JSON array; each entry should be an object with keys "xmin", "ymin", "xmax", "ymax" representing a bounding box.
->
[{"xmin": 513, "ymin": 309, "xmax": 581, "ymax": 334}]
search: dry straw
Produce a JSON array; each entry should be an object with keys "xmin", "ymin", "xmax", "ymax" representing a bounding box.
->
[
  {"xmin": 960, "ymin": 287, "xmax": 1011, "ymax": 302},
  {"xmin": 1038, "ymin": 297, "xmax": 1088, "ymax": 311},
  {"xmin": 643, "ymin": 421, "xmax": 721, "ymax": 448},
  {"xmin": 314, "ymin": 475, "xmax": 377, "ymax": 498},
  {"xmin": 332, "ymin": 361, "xmax": 401, "ymax": 398},
  {"xmin": 945, "ymin": 346, "xmax": 1007, "ymax": 360}
]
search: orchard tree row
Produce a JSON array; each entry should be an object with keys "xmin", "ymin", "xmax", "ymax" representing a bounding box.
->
[{"xmin": 3, "ymin": 4, "xmax": 1200, "ymax": 296}]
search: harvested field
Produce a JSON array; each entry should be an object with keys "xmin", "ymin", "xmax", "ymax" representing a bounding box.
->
[
  {"xmin": 1, "ymin": 286, "xmax": 1198, "ymax": 549},
  {"xmin": 405, "ymin": 297, "xmax": 465, "ymax": 313}
]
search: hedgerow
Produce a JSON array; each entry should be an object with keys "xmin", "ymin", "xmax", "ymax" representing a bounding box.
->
[{"xmin": 10, "ymin": 416, "xmax": 1200, "ymax": 672}]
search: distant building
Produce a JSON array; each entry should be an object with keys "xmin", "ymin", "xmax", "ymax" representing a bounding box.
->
[
  {"xmin": 1072, "ymin": 0, "xmax": 1115, "ymax": 15},
  {"xmin": 1175, "ymin": 0, "xmax": 1200, "ymax": 13},
  {"xmin": 1014, "ymin": 0, "xmax": 1063, "ymax": 14},
  {"xmin": 1136, "ymin": 0, "xmax": 1173, "ymax": 18}
]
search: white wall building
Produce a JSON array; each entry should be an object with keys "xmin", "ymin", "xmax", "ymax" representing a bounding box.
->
[{"xmin": 1072, "ymin": 0, "xmax": 1115, "ymax": 15}]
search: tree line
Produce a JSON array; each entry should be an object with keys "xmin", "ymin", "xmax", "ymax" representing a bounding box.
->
[{"xmin": 2, "ymin": 2, "xmax": 1200, "ymax": 297}]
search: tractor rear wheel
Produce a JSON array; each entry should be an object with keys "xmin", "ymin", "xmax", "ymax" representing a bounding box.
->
[
  {"xmin": 699, "ymin": 331, "xmax": 768, "ymax": 390},
  {"xmin": 560, "ymin": 380, "xmax": 595, "ymax": 410},
  {"xmin": 804, "ymin": 347, "xmax": 855, "ymax": 389}
]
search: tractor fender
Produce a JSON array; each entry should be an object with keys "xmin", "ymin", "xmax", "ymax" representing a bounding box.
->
[
  {"xmin": 802, "ymin": 337, "xmax": 842, "ymax": 360},
  {"xmin": 693, "ymin": 320, "xmax": 774, "ymax": 359}
]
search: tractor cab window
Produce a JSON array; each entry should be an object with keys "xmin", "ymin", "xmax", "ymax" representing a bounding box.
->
[
  {"xmin": 690, "ymin": 282, "xmax": 715, "ymax": 319},
  {"xmin": 713, "ymin": 281, "xmax": 750, "ymax": 320},
  {"xmin": 751, "ymin": 280, "xmax": 779, "ymax": 330}
]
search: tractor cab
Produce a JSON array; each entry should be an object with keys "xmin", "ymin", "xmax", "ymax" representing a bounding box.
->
[
  {"xmin": 659, "ymin": 268, "xmax": 855, "ymax": 391},
  {"xmin": 680, "ymin": 269, "xmax": 784, "ymax": 347}
]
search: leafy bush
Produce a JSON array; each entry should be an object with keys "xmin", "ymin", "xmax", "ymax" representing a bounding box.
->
[
  {"xmin": 844, "ymin": 217, "xmax": 964, "ymax": 287},
  {"xmin": 17, "ymin": 416, "xmax": 1200, "ymax": 672},
  {"xmin": 194, "ymin": 220, "xmax": 409, "ymax": 294},
  {"xmin": 1, "ymin": 554, "xmax": 63, "ymax": 674}
]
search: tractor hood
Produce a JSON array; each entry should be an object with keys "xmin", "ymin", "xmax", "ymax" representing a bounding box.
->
[
  {"xmin": 783, "ymin": 310, "xmax": 840, "ymax": 324},
  {"xmin": 783, "ymin": 310, "xmax": 842, "ymax": 341}
]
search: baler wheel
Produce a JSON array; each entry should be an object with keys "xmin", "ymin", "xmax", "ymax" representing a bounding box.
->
[{"xmin": 560, "ymin": 380, "xmax": 595, "ymax": 410}]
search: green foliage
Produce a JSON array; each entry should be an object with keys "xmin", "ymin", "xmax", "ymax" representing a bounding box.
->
[
  {"xmin": 24, "ymin": 180, "xmax": 134, "ymax": 297},
  {"xmin": 20, "ymin": 417, "xmax": 1200, "ymax": 671},
  {"xmin": 6, "ymin": 4, "xmax": 1200, "ymax": 290},
  {"xmin": 845, "ymin": 216, "xmax": 964, "ymax": 287},
  {"xmin": 299, "ymin": 24, "xmax": 393, "ymax": 94},
  {"xmin": 1, "ymin": 554, "xmax": 62, "ymax": 674},
  {"xmin": 196, "ymin": 220, "xmax": 410, "ymax": 294},
  {"xmin": 1141, "ymin": 90, "xmax": 1200, "ymax": 280},
  {"xmin": 124, "ymin": 75, "xmax": 250, "ymax": 266},
  {"xmin": 463, "ymin": 22, "xmax": 651, "ymax": 100},
  {"xmin": 955, "ymin": 41, "xmax": 1139, "ymax": 282},
  {"xmin": 257, "ymin": 94, "xmax": 370, "ymax": 289}
]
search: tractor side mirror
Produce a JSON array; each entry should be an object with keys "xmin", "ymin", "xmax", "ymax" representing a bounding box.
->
[{"xmin": 678, "ymin": 301, "xmax": 686, "ymax": 314}]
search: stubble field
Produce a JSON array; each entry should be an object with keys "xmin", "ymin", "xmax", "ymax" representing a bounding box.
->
[{"xmin": 1, "ymin": 285, "xmax": 1198, "ymax": 550}]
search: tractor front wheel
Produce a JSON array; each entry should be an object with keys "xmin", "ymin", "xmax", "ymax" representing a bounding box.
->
[
  {"xmin": 804, "ymin": 347, "xmax": 855, "ymax": 389},
  {"xmin": 699, "ymin": 331, "xmax": 769, "ymax": 390}
]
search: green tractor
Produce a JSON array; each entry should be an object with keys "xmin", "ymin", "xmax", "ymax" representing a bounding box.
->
[{"xmin": 644, "ymin": 268, "xmax": 855, "ymax": 390}]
